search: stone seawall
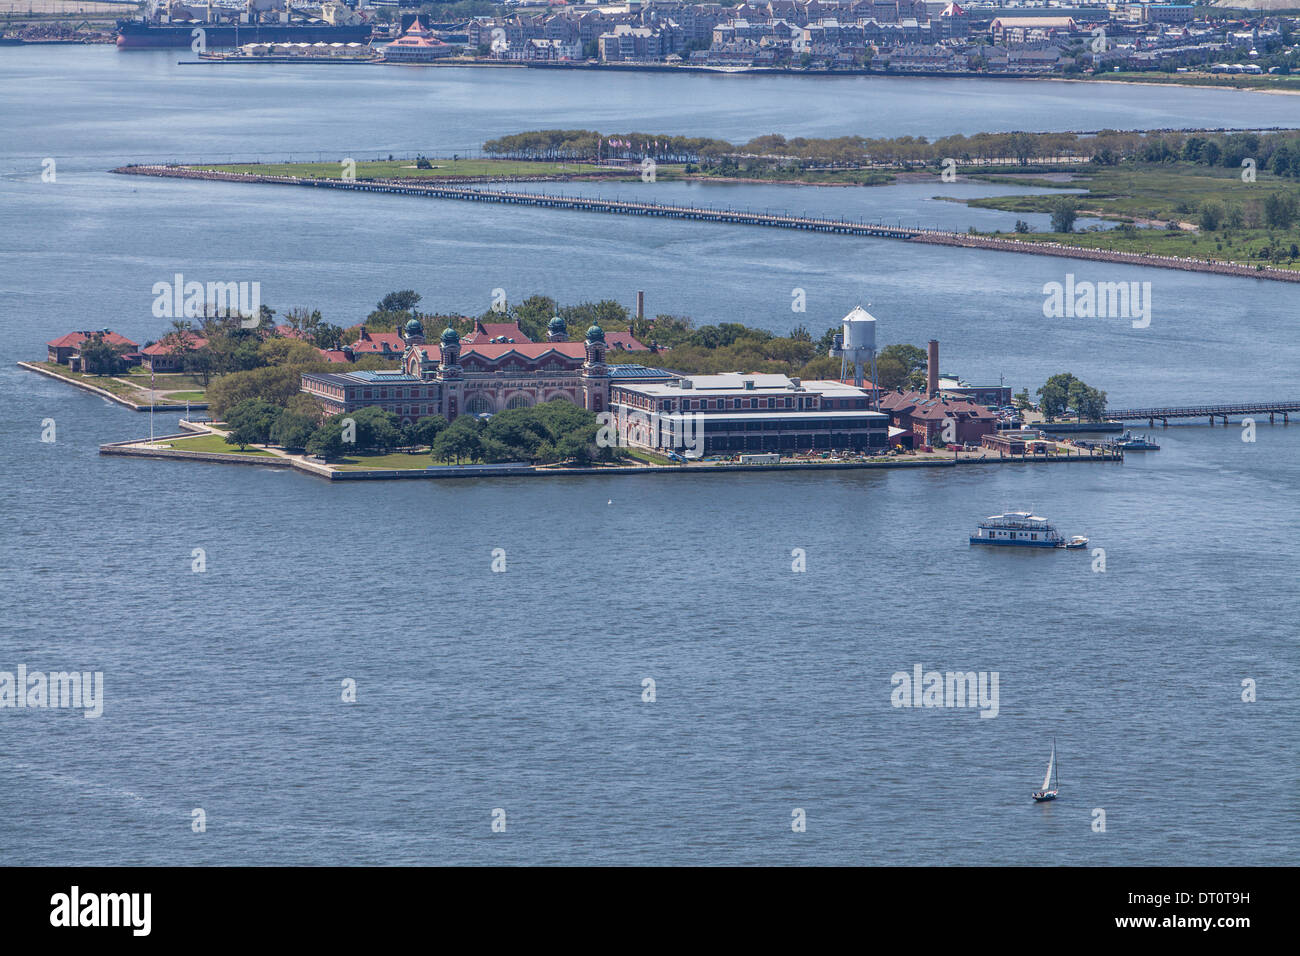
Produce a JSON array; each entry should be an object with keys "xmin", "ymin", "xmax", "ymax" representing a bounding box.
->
[
  {"xmin": 915, "ymin": 233, "xmax": 1300, "ymax": 283},
  {"xmin": 19, "ymin": 361, "xmax": 210, "ymax": 411}
]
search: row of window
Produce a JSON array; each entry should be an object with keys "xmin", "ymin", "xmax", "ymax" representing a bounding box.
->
[
  {"xmin": 695, "ymin": 434, "xmax": 887, "ymax": 451},
  {"xmin": 701, "ymin": 418, "xmax": 882, "ymax": 432}
]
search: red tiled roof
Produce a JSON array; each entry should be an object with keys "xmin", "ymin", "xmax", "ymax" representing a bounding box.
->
[
  {"xmin": 48, "ymin": 330, "xmax": 138, "ymax": 349},
  {"xmin": 605, "ymin": 331, "xmax": 649, "ymax": 351},
  {"xmin": 413, "ymin": 342, "xmax": 586, "ymax": 362},
  {"xmin": 462, "ymin": 321, "xmax": 533, "ymax": 344},
  {"xmin": 349, "ymin": 331, "xmax": 405, "ymax": 353},
  {"xmin": 881, "ymin": 389, "xmax": 996, "ymax": 421},
  {"xmin": 319, "ymin": 349, "xmax": 352, "ymax": 363},
  {"xmin": 141, "ymin": 332, "xmax": 207, "ymax": 355},
  {"xmin": 274, "ymin": 324, "xmax": 309, "ymax": 340}
]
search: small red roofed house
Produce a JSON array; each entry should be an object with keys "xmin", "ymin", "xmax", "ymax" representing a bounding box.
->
[
  {"xmin": 274, "ymin": 324, "xmax": 310, "ymax": 340},
  {"xmin": 141, "ymin": 331, "xmax": 208, "ymax": 372},
  {"xmin": 604, "ymin": 331, "xmax": 650, "ymax": 352},
  {"xmin": 347, "ymin": 328, "xmax": 406, "ymax": 357},
  {"xmin": 462, "ymin": 319, "xmax": 533, "ymax": 345},
  {"xmin": 47, "ymin": 330, "xmax": 138, "ymax": 366},
  {"xmin": 318, "ymin": 348, "xmax": 354, "ymax": 364}
]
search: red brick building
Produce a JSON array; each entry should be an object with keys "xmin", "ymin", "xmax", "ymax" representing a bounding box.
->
[
  {"xmin": 141, "ymin": 332, "xmax": 208, "ymax": 372},
  {"xmin": 301, "ymin": 315, "xmax": 674, "ymax": 424},
  {"xmin": 47, "ymin": 330, "xmax": 138, "ymax": 367},
  {"xmin": 880, "ymin": 389, "xmax": 997, "ymax": 447}
]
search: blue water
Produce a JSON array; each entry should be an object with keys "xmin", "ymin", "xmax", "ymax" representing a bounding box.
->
[{"xmin": 0, "ymin": 46, "xmax": 1296, "ymax": 865}]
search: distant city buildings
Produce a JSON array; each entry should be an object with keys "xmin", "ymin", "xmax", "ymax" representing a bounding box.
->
[{"xmin": 436, "ymin": 2, "xmax": 1292, "ymax": 77}]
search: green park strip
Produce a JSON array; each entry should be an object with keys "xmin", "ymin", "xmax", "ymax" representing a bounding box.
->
[
  {"xmin": 194, "ymin": 159, "xmax": 615, "ymax": 180},
  {"xmin": 957, "ymin": 164, "xmax": 1300, "ymax": 271},
  {"xmin": 331, "ymin": 450, "xmax": 446, "ymax": 471},
  {"xmin": 1088, "ymin": 72, "xmax": 1300, "ymax": 94},
  {"xmin": 34, "ymin": 361, "xmax": 152, "ymax": 401},
  {"xmin": 624, "ymin": 448, "xmax": 676, "ymax": 466},
  {"xmin": 158, "ymin": 434, "xmax": 276, "ymax": 457}
]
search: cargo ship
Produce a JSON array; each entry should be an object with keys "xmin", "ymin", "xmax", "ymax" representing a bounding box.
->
[{"xmin": 117, "ymin": 0, "xmax": 373, "ymax": 50}]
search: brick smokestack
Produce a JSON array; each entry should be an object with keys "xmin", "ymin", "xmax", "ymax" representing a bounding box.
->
[
  {"xmin": 636, "ymin": 290, "xmax": 645, "ymax": 321},
  {"xmin": 928, "ymin": 339, "xmax": 939, "ymax": 397}
]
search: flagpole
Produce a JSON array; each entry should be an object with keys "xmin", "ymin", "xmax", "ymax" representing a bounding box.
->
[{"xmin": 150, "ymin": 364, "xmax": 155, "ymax": 442}]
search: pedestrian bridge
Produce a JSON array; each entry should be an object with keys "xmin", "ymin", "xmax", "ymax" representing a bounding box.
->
[{"xmin": 1107, "ymin": 402, "xmax": 1300, "ymax": 426}]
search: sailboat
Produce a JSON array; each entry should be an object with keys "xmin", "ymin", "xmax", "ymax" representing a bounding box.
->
[{"xmin": 1032, "ymin": 737, "xmax": 1060, "ymax": 802}]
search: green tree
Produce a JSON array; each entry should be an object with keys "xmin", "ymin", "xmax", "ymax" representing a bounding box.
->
[
  {"xmin": 1199, "ymin": 201, "xmax": 1225, "ymax": 232},
  {"xmin": 77, "ymin": 336, "xmax": 127, "ymax": 375},
  {"xmin": 432, "ymin": 415, "xmax": 484, "ymax": 464},
  {"xmin": 328, "ymin": 406, "xmax": 402, "ymax": 453},
  {"xmin": 875, "ymin": 354, "xmax": 910, "ymax": 390},
  {"xmin": 376, "ymin": 290, "xmax": 422, "ymax": 314},
  {"xmin": 407, "ymin": 414, "xmax": 450, "ymax": 448},
  {"xmin": 879, "ymin": 343, "xmax": 928, "ymax": 374},
  {"xmin": 306, "ymin": 421, "xmax": 347, "ymax": 460},
  {"xmin": 1068, "ymin": 381, "xmax": 1108, "ymax": 422},
  {"xmin": 1037, "ymin": 372, "xmax": 1078, "ymax": 420},
  {"xmin": 1263, "ymin": 192, "xmax": 1297, "ymax": 229},
  {"xmin": 1050, "ymin": 198, "xmax": 1078, "ymax": 234},
  {"xmin": 313, "ymin": 322, "xmax": 345, "ymax": 351},
  {"xmin": 207, "ymin": 366, "xmax": 309, "ymax": 419},
  {"xmin": 223, "ymin": 398, "xmax": 282, "ymax": 449},
  {"xmin": 270, "ymin": 410, "xmax": 318, "ymax": 451}
]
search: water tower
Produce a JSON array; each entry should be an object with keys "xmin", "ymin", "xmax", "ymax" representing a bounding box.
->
[{"xmin": 830, "ymin": 305, "xmax": 878, "ymax": 407}]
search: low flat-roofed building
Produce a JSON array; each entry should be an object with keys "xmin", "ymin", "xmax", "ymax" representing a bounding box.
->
[
  {"xmin": 609, "ymin": 372, "xmax": 889, "ymax": 455},
  {"xmin": 981, "ymin": 429, "xmax": 1053, "ymax": 455}
]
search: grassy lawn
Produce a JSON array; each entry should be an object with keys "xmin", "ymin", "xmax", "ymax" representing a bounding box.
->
[
  {"xmin": 161, "ymin": 391, "xmax": 207, "ymax": 402},
  {"xmin": 625, "ymin": 448, "xmax": 677, "ymax": 465},
  {"xmin": 158, "ymin": 434, "xmax": 275, "ymax": 456},
  {"xmin": 195, "ymin": 159, "xmax": 616, "ymax": 180},
  {"xmin": 959, "ymin": 164, "xmax": 1300, "ymax": 270},
  {"xmin": 1092, "ymin": 72, "xmax": 1300, "ymax": 94},
  {"xmin": 333, "ymin": 449, "xmax": 441, "ymax": 470},
  {"xmin": 35, "ymin": 361, "xmax": 149, "ymax": 399},
  {"xmin": 124, "ymin": 370, "xmax": 211, "ymax": 389}
]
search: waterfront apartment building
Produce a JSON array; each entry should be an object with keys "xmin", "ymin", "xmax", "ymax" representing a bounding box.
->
[{"xmin": 608, "ymin": 373, "xmax": 889, "ymax": 455}]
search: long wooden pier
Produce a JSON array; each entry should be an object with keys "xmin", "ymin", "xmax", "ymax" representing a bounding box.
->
[
  {"xmin": 112, "ymin": 165, "xmax": 1300, "ymax": 283},
  {"xmin": 1107, "ymin": 401, "xmax": 1300, "ymax": 426}
]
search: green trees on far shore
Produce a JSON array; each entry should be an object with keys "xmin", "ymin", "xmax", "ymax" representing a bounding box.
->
[{"xmin": 1037, "ymin": 373, "xmax": 1107, "ymax": 422}]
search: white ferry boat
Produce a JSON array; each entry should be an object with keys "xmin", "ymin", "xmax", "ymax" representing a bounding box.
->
[{"xmin": 970, "ymin": 512, "xmax": 1087, "ymax": 549}]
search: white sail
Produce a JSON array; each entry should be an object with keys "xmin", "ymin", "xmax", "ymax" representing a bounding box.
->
[{"xmin": 1041, "ymin": 742, "xmax": 1055, "ymax": 792}]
